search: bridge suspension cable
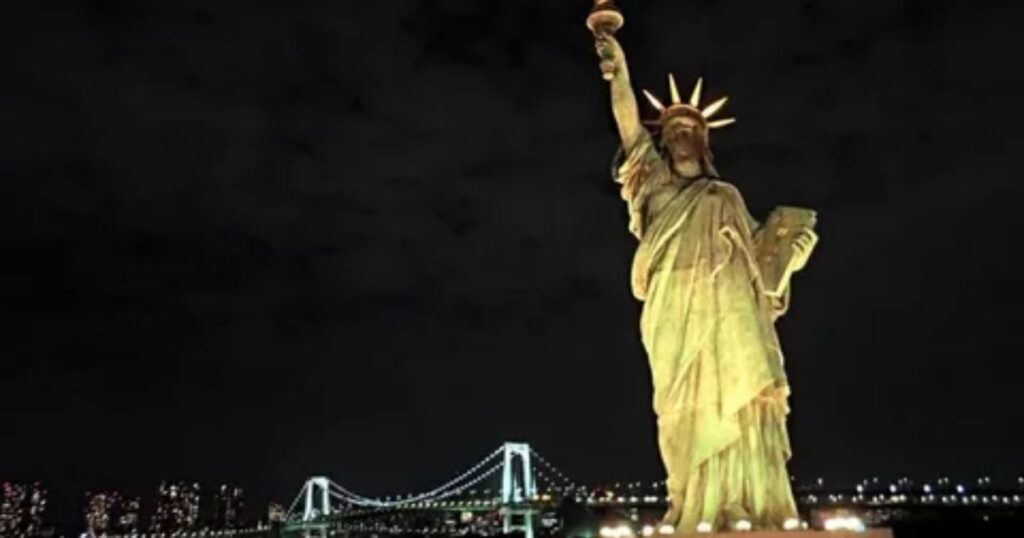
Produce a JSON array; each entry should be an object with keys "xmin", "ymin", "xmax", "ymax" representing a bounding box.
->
[
  {"xmin": 529, "ymin": 447, "xmax": 578, "ymax": 492},
  {"xmin": 321, "ymin": 445, "xmax": 505, "ymax": 508},
  {"xmin": 330, "ymin": 461, "xmax": 504, "ymax": 508}
]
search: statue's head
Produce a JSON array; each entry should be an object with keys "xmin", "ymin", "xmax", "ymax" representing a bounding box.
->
[
  {"xmin": 643, "ymin": 75, "xmax": 734, "ymax": 178},
  {"xmin": 661, "ymin": 112, "xmax": 709, "ymax": 177}
]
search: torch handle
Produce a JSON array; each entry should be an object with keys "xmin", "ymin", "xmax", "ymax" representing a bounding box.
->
[{"xmin": 588, "ymin": 0, "xmax": 624, "ymax": 80}]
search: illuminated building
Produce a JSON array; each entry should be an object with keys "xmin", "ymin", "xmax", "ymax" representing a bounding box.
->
[
  {"xmin": 151, "ymin": 481, "xmax": 201, "ymax": 531},
  {"xmin": 213, "ymin": 484, "xmax": 244, "ymax": 529},
  {"xmin": 0, "ymin": 482, "xmax": 49, "ymax": 537},
  {"xmin": 85, "ymin": 491, "xmax": 114, "ymax": 534},
  {"xmin": 116, "ymin": 495, "xmax": 141, "ymax": 533},
  {"xmin": 1, "ymin": 482, "xmax": 27, "ymax": 536},
  {"xmin": 25, "ymin": 483, "xmax": 48, "ymax": 536}
]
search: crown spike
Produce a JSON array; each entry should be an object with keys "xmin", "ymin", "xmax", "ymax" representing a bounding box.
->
[
  {"xmin": 708, "ymin": 117, "xmax": 736, "ymax": 129},
  {"xmin": 701, "ymin": 96, "xmax": 728, "ymax": 119},
  {"xmin": 642, "ymin": 90, "xmax": 666, "ymax": 112},
  {"xmin": 668, "ymin": 74, "xmax": 682, "ymax": 105},
  {"xmin": 689, "ymin": 77, "xmax": 703, "ymax": 107}
]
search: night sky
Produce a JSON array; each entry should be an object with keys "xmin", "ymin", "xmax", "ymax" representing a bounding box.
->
[{"xmin": 3, "ymin": 0, "xmax": 1023, "ymax": 528}]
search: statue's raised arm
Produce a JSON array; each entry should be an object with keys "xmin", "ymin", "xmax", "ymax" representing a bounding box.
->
[{"xmin": 589, "ymin": 2, "xmax": 642, "ymax": 151}]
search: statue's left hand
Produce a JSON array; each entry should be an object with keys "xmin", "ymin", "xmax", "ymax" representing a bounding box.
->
[{"xmin": 789, "ymin": 229, "xmax": 817, "ymax": 272}]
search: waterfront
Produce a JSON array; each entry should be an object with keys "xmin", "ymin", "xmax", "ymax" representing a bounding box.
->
[{"xmin": 6, "ymin": 473, "xmax": 1024, "ymax": 538}]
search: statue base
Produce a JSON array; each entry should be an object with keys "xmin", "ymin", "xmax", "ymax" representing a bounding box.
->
[{"xmin": 665, "ymin": 531, "xmax": 894, "ymax": 538}]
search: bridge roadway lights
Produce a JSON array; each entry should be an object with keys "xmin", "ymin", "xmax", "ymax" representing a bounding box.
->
[{"xmin": 300, "ymin": 524, "xmax": 328, "ymax": 538}]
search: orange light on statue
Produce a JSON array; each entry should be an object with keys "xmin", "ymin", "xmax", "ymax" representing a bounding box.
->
[{"xmin": 587, "ymin": 0, "xmax": 624, "ymax": 34}]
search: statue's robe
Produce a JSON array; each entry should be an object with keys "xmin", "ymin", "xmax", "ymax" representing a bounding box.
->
[{"xmin": 615, "ymin": 131, "xmax": 798, "ymax": 531}]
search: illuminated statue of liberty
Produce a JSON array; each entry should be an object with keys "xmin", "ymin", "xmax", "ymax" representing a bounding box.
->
[{"xmin": 587, "ymin": 1, "xmax": 818, "ymax": 532}]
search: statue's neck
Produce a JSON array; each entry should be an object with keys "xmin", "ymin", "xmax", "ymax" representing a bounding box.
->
[
  {"xmin": 671, "ymin": 156, "xmax": 705, "ymax": 179},
  {"xmin": 675, "ymin": 176, "xmax": 696, "ymax": 193},
  {"xmin": 672, "ymin": 165, "xmax": 708, "ymax": 185}
]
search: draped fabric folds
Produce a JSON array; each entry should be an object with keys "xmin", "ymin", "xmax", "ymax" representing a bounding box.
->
[{"xmin": 615, "ymin": 133, "xmax": 798, "ymax": 531}]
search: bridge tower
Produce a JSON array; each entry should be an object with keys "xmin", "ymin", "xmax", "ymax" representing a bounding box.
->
[
  {"xmin": 300, "ymin": 476, "xmax": 332, "ymax": 522},
  {"xmin": 500, "ymin": 442, "xmax": 536, "ymax": 538}
]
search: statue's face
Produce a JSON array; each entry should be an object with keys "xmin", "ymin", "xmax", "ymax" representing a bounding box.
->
[{"xmin": 662, "ymin": 117, "xmax": 705, "ymax": 166}]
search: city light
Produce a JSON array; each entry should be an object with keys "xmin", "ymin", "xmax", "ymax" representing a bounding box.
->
[
  {"xmin": 695, "ymin": 521, "xmax": 712, "ymax": 533},
  {"xmin": 641, "ymin": 524, "xmax": 654, "ymax": 536},
  {"xmin": 657, "ymin": 524, "xmax": 674, "ymax": 535},
  {"xmin": 783, "ymin": 518, "xmax": 800, "ymax": 530},
  {"xmin": 599, "ymin": 524, "xmax": 635, "ymax": 538},
  {"xmin": 733, "ymin": 519, "xmax": 752, "ymax": 531},
  {"xmin": 823, "ymin": 516, "xmax": 865, "ymax": 532}
]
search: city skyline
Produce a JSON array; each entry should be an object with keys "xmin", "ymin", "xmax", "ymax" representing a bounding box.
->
[{"xmin": 5, "ymin": 469, "xmax": 1024, "ymax": 535}]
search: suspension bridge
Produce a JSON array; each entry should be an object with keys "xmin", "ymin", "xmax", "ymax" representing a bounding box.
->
[{"xmin": 282, "ymin": 442, "xmax": 584, "ymax": 538}]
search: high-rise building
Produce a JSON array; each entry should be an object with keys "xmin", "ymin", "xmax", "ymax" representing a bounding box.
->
[
  {"xmin": 184, "ymin": 482, "xmax": 201, "ymax": 530},
  {"xmin": 151, "ymin": 482, "xmax": 168, "ymax": 532},
  {"xmin": 267, "ymin": 502, "xmax": 285, "ymax": 524},
  {"xmin": 1, "ymin": 482, "xmax": 27, "ymax": 536},
  {"xmin": 24, "ymin": 483, "xmax": 48, "ymax": 537},
  {"xmin": 0, "ymin": 482, "xmax": 50, "ymax": 537},
  {"xmin": 213, "ymin": 484, "xmax": 244, "ymax": 529},
  {"xmin": 85, "ymin": 492, "xmax": 114, "ymax": 534},
  {"xmin": 115, "ymin": 496, "xmax": 141, "ymax": 534},
  {"xmin": 152, "ymin": 481, "xmax": 201, "ymax": 532}
]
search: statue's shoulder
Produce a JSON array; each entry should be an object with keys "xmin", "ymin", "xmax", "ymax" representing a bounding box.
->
[
  {"xmin": 707, "ymin": 177, "xmax": 738, "ymax": 190},
  {"xmin": 696, "ymin": 179, "xmax": 754, "ymax": 219},
  {"xmin": 696, "ymin": 178, "xmax": 743, "ymax": 200}
]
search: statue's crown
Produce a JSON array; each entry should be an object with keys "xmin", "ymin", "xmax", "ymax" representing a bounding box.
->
[{"xmin": 643, "ymin": 74, "xmax": 735, "ymax": 131}]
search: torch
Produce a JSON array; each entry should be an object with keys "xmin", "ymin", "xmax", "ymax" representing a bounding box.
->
[{"xmin": 587, "ymin": 0, "xmax": 625, "ymax": 80}]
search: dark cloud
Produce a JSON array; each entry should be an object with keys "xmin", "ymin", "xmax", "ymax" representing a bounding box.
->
[{"xmin": 2, "ymin": 0, "xmax": 1023, "ymax": 530}]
